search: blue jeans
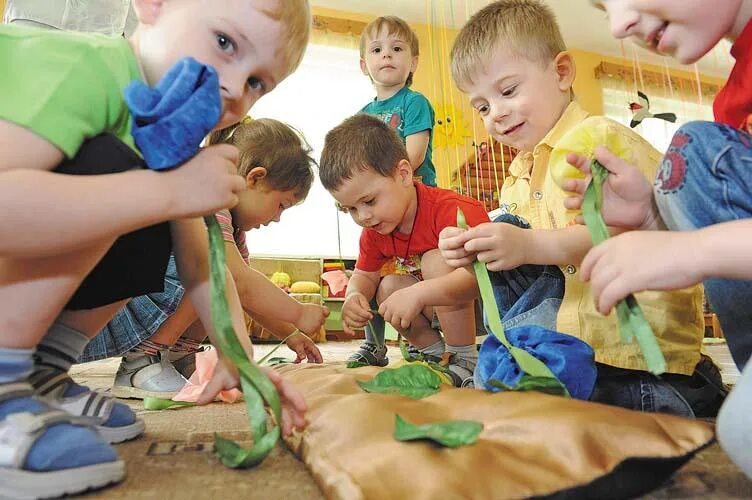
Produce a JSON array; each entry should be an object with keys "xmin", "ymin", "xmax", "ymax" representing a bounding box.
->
[
  {"xmin": 80, "ymin": 255, "xmax": 184, "ymax": 362},
  {"xmin": 486, "ymin": 213, "xmax": 565, "ymax": 330},
  {"xmin": 480, "ymin": 214, "xmax": 725, "ymax": 415},
  {"xmin": 655, "ymin": 121, "xmax": 752, "ymax": 369}
]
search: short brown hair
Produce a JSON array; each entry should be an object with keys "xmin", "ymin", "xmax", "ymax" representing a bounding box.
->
[
  {"xmin": 263, "ymin": 0, "xmax": 312, "ymax": 76},
  {"xmin": 207, "ymin": 117, "xmax": 315, "ymax": 200},
  {"xmin": 319, "ymin": 114, "xmax": 408, "ymax": 191},
  {"xmin": 360, "ymin": 16, "xmax": 419, "ymax": 87},
  {"xmin": 451, "ymin": 0, "xmax": 566, "ymax": 90}
]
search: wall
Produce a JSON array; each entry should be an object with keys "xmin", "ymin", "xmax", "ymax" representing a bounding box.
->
[{"xmin": 312, "ymin": 6, "xmax": 728, "ymax": 189}]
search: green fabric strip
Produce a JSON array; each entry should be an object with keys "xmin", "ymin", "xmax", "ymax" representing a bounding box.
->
[
  {"xmin": 205, "ymin": 214, "xmax": 282, "ymax": 468},
  {"xmin": 581, "ymin": 161, "xmax": 666, "ymax": 375},
  {"xmin": 457, "ymin": 209, "xmax": 568, "ymax": 396}
]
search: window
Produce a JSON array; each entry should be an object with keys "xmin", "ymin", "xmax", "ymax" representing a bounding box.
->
[{"xmin": 248, "ymin": 43, "xmax": 373, "ymax": 258}]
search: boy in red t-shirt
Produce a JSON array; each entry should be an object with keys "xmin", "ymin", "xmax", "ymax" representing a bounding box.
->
[
  {"xmin": 565, "ymin": 0, "xmax": 752, "ymax": 480},
  {"xmin": 319, "ymin": 114, "xmax": 489, "ymax": 386}
]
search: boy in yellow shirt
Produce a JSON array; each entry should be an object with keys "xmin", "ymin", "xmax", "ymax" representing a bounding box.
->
[{"xmin": 440, "ymin": 0, "xmax": 725, "ymax": 415}]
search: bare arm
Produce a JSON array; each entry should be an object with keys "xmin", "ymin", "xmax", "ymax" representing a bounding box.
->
[
  {"xmin": 225, "ymin": 241, "xmax": 304, "ymax": 324},
  {"xmin": 405, "ymin": 131, "xmax": 430, "ymax": 173},
  {"xmin": 170, "ymin": 218, "xmax": 253, "ymax": 357},
  {"xmin": 346, "ymin": 269, "xmax": 380, "ymax": 302},
  {"xmin": 0, "ymin": 121, "xmax": 244, "ymax": 257},
  {"xmin": 523, "ymin": 224, "xmax": 628, "ymax": 266}
]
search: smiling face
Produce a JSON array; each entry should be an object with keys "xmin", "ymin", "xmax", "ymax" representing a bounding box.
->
[
  {"xmin": 463, "ymin": 46, "xmax": 574, "ymax": 152},
  {"xmin": 231, "ymin": 172, "xmax": 301, "ymax": 231},
  {"xmin": 360, "ymin": 25, "xmax": 418, "ymax": 92},
  {"xmin": 595, "ymin": 0, "xmax": 741, "ymax": 64},
  {"xmin": 131, "ymin": 0, "xmax": 289, "ymax": 128},
  {"xmin": 331, "ymin": 161, "xmax": 414, "ymax": 235}
]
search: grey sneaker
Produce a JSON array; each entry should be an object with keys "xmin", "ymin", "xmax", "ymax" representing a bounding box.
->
[
  {"xmin": 346, "ymin": 342, "xmax": 388, "ymax": 367},
  {"xmin": 111, "ymin": 351, "xmax": 189, "ymax": 399},
  {"xmin": 168, "ymin": 345, "xmax": 213, "ymax": 379}
]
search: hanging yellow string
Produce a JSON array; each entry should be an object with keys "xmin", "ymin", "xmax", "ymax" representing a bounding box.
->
[
  {"xmin": 438, "ymin": 0, "xmax": 462, "ymax": 187},
  {"xmin": 692, "ymin": 63, "xmax": 704, "ymax": 110},
  {"xmin": 663, "ymin": 57, "xmax": 675, "ymax": 100},
  {"xmin": 631, "ymin": 44, "xmax": 645, "ymax": 90},
  {"xmin": 488, "ymin": 133, "xmax": 498, "ymax": 206},
  {"xmin": 464, "ymin": 0, "xmax": 479, "ymax": 199},
  {"xmin": 447, "ymin": 0, "xmax": 469, "ymax": 179},
  {"xmin": 425, "ymin": 0, "xmax": 440, "ymax": 183}
]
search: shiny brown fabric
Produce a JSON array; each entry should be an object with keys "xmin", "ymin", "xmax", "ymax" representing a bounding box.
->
[{"xmin": 278, "ymin": 363, "xmax": 714, "ymax": 500}]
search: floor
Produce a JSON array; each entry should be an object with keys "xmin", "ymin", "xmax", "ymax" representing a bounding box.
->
[{"xmin": 68, "ymin": 339, "xmax": 751, "ymax": 499}]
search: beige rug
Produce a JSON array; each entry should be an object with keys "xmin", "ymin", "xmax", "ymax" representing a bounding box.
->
[{"xmin": 69, "ymin": 341, "xmax": 751, "ymax": 499}]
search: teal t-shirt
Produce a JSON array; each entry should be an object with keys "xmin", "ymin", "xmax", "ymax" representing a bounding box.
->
[
  {"xmin": 0, "ymin": 24, "xmax": 143, "ymax": 158},
  {"xmin": 361, "ymin": 86, "xmax": 437, "ymax": 186}
]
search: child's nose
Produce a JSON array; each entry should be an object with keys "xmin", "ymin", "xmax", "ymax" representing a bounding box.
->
[{"xmin": 609, "ymin": 10, "xmax": 640, "ymax": 39}]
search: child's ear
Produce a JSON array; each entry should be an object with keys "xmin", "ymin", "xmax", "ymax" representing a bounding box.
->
[
  {"xmin": 395, "ymin": 159, "xmax": 413, "ymax": 185},
  {"xmin": 410, "ymin": 55, "xmax": 419, "ymax": 74},
  {"xmin": 554, "ymin": 51, "xmax": 576, "ymax": 92},
  {"xmin": 131, "ymin": 0, "xmax": 166, "ymax": 25},
  {"xmin": 246, "ymin": 166, "xmax": 268, "ymax": 187},
  {"xmin": 360, "ymin": 58, "xmax": 370, "ymax": 77}
]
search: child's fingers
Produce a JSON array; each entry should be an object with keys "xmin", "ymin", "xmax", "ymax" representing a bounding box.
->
[
  {"xmin": 565, "ymin": 152, "xmax": 593, "ymax": 174},
  {"xmin": 563, "ymin": 193, "xmax": 584, "ymax": 209},
  {"xmin": 308, "ymin": 345, "xmax": 323, "ymax": 363},
  {"xmin": 196, "ymin": 376, "xmax": 224, "ymax": 405},
  {"xmin": 593, "ymin": 145, "xmax": 627, "ymax": 174}
]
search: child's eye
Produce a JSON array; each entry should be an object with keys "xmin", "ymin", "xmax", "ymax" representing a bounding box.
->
[
  {"xmin": 247, "ymin": 76, "xmax": 266, "ymax": 93},
  {"xmin": 393, "ymin": 46, "xmax": 402, "ymax": 52},
  {"xmin": 372, "ymin": 47, "xmax": 381, "ymax": 54},
  {"xmin": 476, "ymin": 104, "xmax": 489, "ymax": 115},
  {"xmin": 501, "ymin": 85, "xmax": 517, "ymax": 97},
  {"xmin": 216, "ymin": 33, "xmax": 236, "ymax": 54},
  {"xmin": 364, "ymin": 198, "xmax": 375, "ymax": 206}
]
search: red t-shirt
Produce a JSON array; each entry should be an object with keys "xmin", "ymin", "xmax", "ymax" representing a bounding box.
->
[
  {"xmin": 355, "ymin": 182, "xmax": 490, "ymax": 273},
  {"xmin": 714, "ymin": 18, "xmax": 752, "ymax": 131}
]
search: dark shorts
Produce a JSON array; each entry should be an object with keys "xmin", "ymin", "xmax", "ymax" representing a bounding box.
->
[{"xmin": 54, "ymin": 134, "xmax": 172, "ymax": 310}]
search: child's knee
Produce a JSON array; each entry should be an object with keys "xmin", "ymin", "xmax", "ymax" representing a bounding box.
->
[
  {"xmin": 420, "ymin": 249, "xmax": 452, "ymax": 279},
  {"xmin": 375, "ymin": 275, "xmax": 414, "ymax": 303}
]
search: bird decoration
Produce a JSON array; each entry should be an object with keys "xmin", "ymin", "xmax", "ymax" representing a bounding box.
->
[{"xmin": 628, "ymin": 90, "xmax": 677, "ymax": 128}]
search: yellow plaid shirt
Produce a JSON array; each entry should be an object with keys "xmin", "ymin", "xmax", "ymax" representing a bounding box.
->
[{"xmin": 500, "ymin": 102, "xmax": 703, "ymax": 375}]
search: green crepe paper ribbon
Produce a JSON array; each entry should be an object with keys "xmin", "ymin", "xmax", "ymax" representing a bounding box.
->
[
  {"xmin": 143, "ymin": 397, "xmax": 196, "ymax": 411},
  {"xmin": 582, "ymin": 161, "xmax": 666, "ymax": 375},
  {"xmin": 204, "ymin": 214, "xmax": 282, "ymax": 468},
  {"xmin": 457, "ymin": 208, "xmax": 569, "ymax": 397},
  {"xmin": 357, "ymin": 364, "xmax": 442, "ymax": 399},
  {"xmin": 394, "ymin": 414, "xmax": 483, "ymax": 448}
]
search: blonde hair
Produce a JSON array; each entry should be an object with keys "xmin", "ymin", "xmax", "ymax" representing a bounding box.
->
[
  {"xmin": 207, "ymin": 117, "xmax": 315, "ymax": 200},
  {"xmin": 263, "ymin": 0, "xmax": 312, "ymax": 75},
  {"xmin": 360, "ymin": 16, "xmax": 419, "ymax": 86},
  {"xmin": 319, "ymin": 114, "xmax": 408, "ymax": 191},
  {"xmin": 451, "ymin": 0, "xmax": 566, "ymax": 90}
]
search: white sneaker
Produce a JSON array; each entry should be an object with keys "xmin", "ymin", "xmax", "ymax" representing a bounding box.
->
[{"xmin": 111, "ymin": 351, "xmax": 188, "ymax": 400}]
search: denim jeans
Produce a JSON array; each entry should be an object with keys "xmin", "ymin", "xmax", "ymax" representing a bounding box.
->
[
  {"xmin": 486, "ymin": 213, "xmax": 565, "ymax": 330},
  {"xmin": 654, "ymin": 121, "xmax": 752, "ymax": 369},
  {"xmin": 80, "ymin": 255, "xmax": 184, "ymax": 362},
  {"xmin": 475, "ymin": 214, "xmax": 600, "ymax": 399}
]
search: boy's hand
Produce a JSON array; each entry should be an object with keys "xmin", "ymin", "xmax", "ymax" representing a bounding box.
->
[
  {"xmin": 439, "ymin": 226, "xmax": 477, "ymax": 267},
  {"xmin": 446, "ymin": 222, "xmax": 530, "ymax": 272},
  {"xmin": 378, "ymin": 286, "xmax": 424, "ymax": 330},
  {"xmin": 341, "ymin": 292, "xmax": 372, "ymax": 336},
  {"xmin": 166, "ymin": 144, "xmax": 246, "ymax": 218},
  {"xmin": 581, "ymin": 230, "xmax": 704, "ymax": 315},
  {"xmin": 286, "ymin": 332, "xmax": 323, "ymax": 364},
  {"xmin": 562, "ymin": 146, "xmax": 661, "ymax": 230},
  {"xmin": 295, "ymin": 303, "xmax": 329, "ymax": 337},
  {"xmin": 197, "ymin": 354, "xmax": 307, "ymax": 436}
]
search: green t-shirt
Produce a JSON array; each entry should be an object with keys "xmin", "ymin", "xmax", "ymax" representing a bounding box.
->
[
  {"xmin": 0, "ymin": 24, "xmax": 143, "ymax": 158},
  {"xmin": 361, "ymin": 86, "xmax": 437, "ymax": 186}
]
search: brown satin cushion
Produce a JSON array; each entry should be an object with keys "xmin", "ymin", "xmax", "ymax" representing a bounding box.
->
[{"xmin": 278, "ymin": 363, "xmax": 714, "ymax": 500}]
